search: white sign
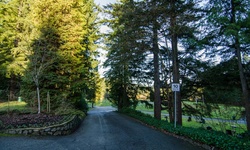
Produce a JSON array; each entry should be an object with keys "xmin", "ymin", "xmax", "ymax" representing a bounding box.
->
[{"xmin": 172, "ymin": 83, "xmax": 180, "ymax": 92}]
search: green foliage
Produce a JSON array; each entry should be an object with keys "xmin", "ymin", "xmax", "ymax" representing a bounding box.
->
[
  {"xmin": 75, "ymin": 94, "xmax": 89, "ymax": 114},
  {"xmin": 0, "ymin": 119, "xmax": 3, "ymax": 129},
  {"xmin": 2, "ymin": 0, "xmax": 102, "ymax": 112},
  {"xmin": 0, "ymin": 0, "xmax": 26, "ymax": 100},
  {"xmin": 54, "ymin": 106, "xmax": 86, "ymax": 119},
  {"xmin": 121, "ymin": 108, "xmax": 250, "ymax": 149},
  {"xmin": 54, "ymin": 104, "xmax": 86, "ymax": 118},
  {"xmin": 103, "ymin": 0, "xmax": 154, "ymax": 110},
  {"xmin": 0, "ymin": 75, "xmax": 9, "ymax": 101},
  {"xmin": 1, "ymin": 0, "xmax": 250, "ymax": 133},
  {"xmin": 104, "ymin": 0, "xmax": 208, "ymax": 121},
  {"xmin": 94, "ymin": 76, "xmax": 106, "ymax": 103},
  {"xmin": 0, "ymin": 0, "xmax": 16, "ymax": 74},
  {"xmin": 203, "ymin": 1, "xmax": 250, "ymax": 131},
  {"xmin": 95, "ymin": 99, "xmax": 112, "ymax": 107},
  {"xmin": 201, "ymin": 59, "xmax": 242, "ymax": 104},
  {"xmin": 0, "ymin": 101, "xmax": 30, "ymax": 112},
  {"xmin": 13, "ymin": 0, "xmax": 101, "ymax": 111}
]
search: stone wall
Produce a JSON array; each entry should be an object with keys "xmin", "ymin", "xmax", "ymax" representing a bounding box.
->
[{"xmin": 4, "ymin": 115, "xmax": 83, "ymax": 136}]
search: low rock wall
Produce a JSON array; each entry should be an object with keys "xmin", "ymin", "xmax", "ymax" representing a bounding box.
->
[{"xmin": 4, "ymin": 115, "xmax": 82, "ymax": 136}]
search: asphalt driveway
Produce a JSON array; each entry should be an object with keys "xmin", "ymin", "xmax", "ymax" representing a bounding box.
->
[{"xmin": 0, "ymin": 106, "xmax": 204, "ymax": 150}]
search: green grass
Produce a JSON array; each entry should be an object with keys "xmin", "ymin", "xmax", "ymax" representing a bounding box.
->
[
  {"xmin": 135, "ymin": 101, "xmax": 247, "ymax": 134},
  {"xmin": 0, "ymin": 101, "xmax": 30, "ymax": 137},
  {"xmin": 183, "ymin": 101, "xmax": 244, "ymax": 120},
  {"xmin": 135, "ymin": 103, "xmax": 153, "ymax": 112},
  {"xmin": 95, "ymin": 99, "xmax": 113, "ymax": 107},
  {"xmin": 0, "ymin": 133, "xmax": 21, "ymax": 137},
  {"xmin": 121, "ymin": 108, "xmax": 250, "ymax": 150},
  {"xmin": 136, "ymin": 103, "xmax": 168, "ymax": 114},
  {"xmin": 0, "ymin": 101, "xmax": 28, "ymax": 112},
  {"xmin": 183, "ymin": 118, "xmax": 247, "ymax": 134}
]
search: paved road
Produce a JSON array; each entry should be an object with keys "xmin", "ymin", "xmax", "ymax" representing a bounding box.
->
[{"xmin": 0, "ymin": 106, "xmax": 204, "ymax": 150}]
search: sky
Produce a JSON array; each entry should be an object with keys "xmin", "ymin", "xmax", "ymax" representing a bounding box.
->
[
  {"xmin": 94, "ymin": 0, "xmax": 117, "ymax": 6},
  {"xmin": 94, "ymin": 0, "xmax": 117, "ymax": 76}
]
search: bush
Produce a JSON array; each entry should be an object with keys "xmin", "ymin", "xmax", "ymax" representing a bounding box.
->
[
  {"xmin": 0, "ymin": 120, "xmax": 3, "ymax": 129},
  {"xmin": 120, "ymin": 108, "xmax": 250, "ymax": 150},
  {"xmin": 54, "ymin": 107, "xmax": 86, "ymax": 119},
  {"xmin": 75, "ymin": 96, "xmax": 89, "ymax": 114}
]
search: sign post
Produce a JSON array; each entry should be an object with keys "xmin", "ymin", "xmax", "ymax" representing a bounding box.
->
[{"xmin": 171, "ymin": 83, "xmax": 180, "ymax": 128}]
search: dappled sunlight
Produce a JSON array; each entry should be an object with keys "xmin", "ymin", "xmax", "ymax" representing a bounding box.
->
[{"xmin": 0, "ymin": 101, "xmax": 27, "ymax": 111}]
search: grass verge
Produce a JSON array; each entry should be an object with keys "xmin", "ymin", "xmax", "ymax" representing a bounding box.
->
[{"xmin": 120, "ymin": 108, "xmax": 250, "ymax": 150}]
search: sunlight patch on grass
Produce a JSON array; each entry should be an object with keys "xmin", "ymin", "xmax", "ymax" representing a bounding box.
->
[
  {"xmin": 95, "ymin": 99, "xmax": 113, "ymax": 107},
  {"xmin": 0, "ymin": 101, "xmax": 27, "ymax": 112}
]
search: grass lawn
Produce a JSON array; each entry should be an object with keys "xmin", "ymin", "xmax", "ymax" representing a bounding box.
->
[
  {"xmin": 0, "ymin": 101, "xmax": 28, "ymax": 112},
  {"xmin": 136, "ymin": 103, "xmax": 168, "ymax": 114},
  {"xmin": 0, "ymin": 101, "xmax": 29, "ymax": 136},
  {"xmin": 135, "ymin": 102, "xmax": 247, "ymax": 134},
  {"xmin": 183, "ymin": 101, "xmax": 245, "ymax": 120},
  {"xmin": 182, "ymin": 118, "xmax": 247, "ymax": 134}
]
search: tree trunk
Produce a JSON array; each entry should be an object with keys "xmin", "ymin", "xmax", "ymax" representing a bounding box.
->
[
  {"xmin": 35, "ymin": 76, "xmax": 41, "ymax": 114},
  {"xmin": 122, "ymin": 85, "xmax": 129, "ymax": 108},
  {"xmin": 231, "ymin": 0, "xmax": 250, "ymax": 131},
  {"xmin": 170, "ymin": 0, "xmax": 182, "ymax": 125},
  {"xmin": 9, "ymin": 74, "xmax": 16, "ymax": 100},
  {"xmin": 153, "ymin": 20, "xmax": 161, "ymax": 120},
  {"xmin": 236, "ymin": 44, "xmax": 250, "ymax": 131},
  {"xmin": 37, "ymin": 86, "xmax": 41, "ymax": 114},
  {"xmin": 235, "ymin": 32, "xmax": 250, "ymax": 131},
  {"xmin": 168, "ymin": 94, "xmax": 174, "ymax": 123},
  {"xmin": 47, "ymin": 91, "xmax": 50, "ymax": 113},
  {"xmin": 165, "ymin": 39, "xmax": 174, "ymax": 123}
]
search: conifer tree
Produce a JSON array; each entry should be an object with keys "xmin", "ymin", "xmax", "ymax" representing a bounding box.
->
[
  {"xmin": 0, "ymin": 0, "xmax": 31, "ymax": 100},
  {"xmin": 203, "ymin": 0, "xmax": 250, "ymax": 130},
  {"xmin": 20, "ymin": 0, "xmax": 100, "ymax": 112},
  {"xmin": 104, "ymin": 0, "xmax": 151, "ymax": 110}
]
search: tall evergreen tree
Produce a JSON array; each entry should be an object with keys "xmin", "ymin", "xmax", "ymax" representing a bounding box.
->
[
  {"xmin": 203, "ymin": 0, "xmax": 250, "ymax": 131},
  {"xmin": 143, "ymin": 0, "xmax": 163, "ymax": 120},
  {"xmin": 0, "ymin": 0, "xmax": 14, "ymax": 99},
  {"xmin": 104, "ymin": 0, "xmax": 150, "ymax": 110},
  {"xmin": 0, "ymin": 0, "xmax": 29, "ymax": 100},
  {"xmin": 104, "ymin": 0, "xmax": 204, "ymax": 122},
  {"xmin": 19, "ymin": 0, "xmax": 100, "ymax": 112},
  {"xmin": 155, "ymin": 0, "xmax": 203, "ymax": 125}
]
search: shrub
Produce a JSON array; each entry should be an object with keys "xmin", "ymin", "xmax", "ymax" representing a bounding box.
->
[
  {"xmin": 75, "ymin": 95, "xmax": 89, "ymax": 114},
  {"xmin": 0, "ymin": 120, "xmax": 3, "ymax": 129},
  {"xmin": 54, "ymin": 107, "xmax": 86, "ymax": 119},
  {"xmin": 120, "ymin": 108, "xmax": 250, "ymax": 150}
]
